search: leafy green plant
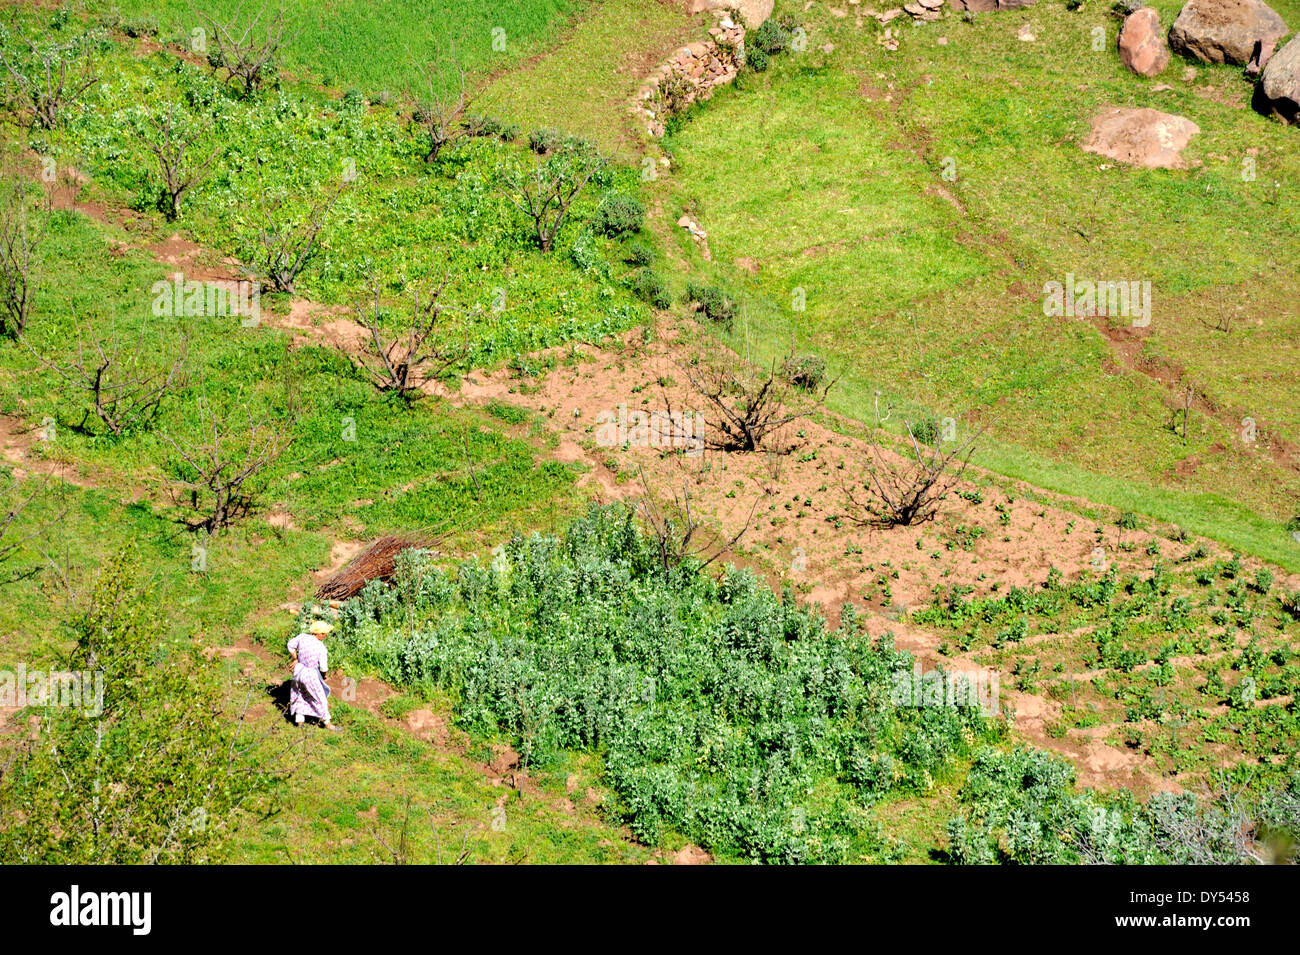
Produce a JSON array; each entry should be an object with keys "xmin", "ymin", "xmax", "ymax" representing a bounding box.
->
[{"xmin": 591, "ymin": 193, "xmax": 644, "ymax": 238}]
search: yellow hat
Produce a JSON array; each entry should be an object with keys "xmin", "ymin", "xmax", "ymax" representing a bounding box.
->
[{"xmin": 308, "ymin": 620, "xmax": 334, "ymax": 635}]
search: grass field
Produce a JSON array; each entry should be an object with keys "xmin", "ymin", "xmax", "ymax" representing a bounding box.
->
[
  {"xmin": 88, "ymin": 0, "xmax": 588, "ymax": 92},
  {"xmin": 659, "ymin": 0, "xmax": 1300, "ymax": 567}
]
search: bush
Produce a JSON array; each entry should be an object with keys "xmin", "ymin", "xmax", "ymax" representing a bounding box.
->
[
  {"xmin": 753, "ymin": 19, "xmax": 791, "ymax": 56},
  {"xmin": 568, "ymin": 227, "xmax": 606, "ymax": 276},
  {"xmin": 528, "ymin": 127, "xmax": 561, "ymax": 154},
  {"xmin": 626, "ymin": 241, "xmax": 656, "ymax": 267},
  {"xmin": 591, "ymin": 193, "xmax": 645, "ymax": 238},
  {"xmin": 630, "ymin": 267, "xmax": 672, "ymax": 309},
  {"xmin": 341, "ymin": 87, "xmax": 365, "ymax": 113},
  {"xmin": 685, "ymin": 282, "xmax": 736, "ymax": 327},
  {"xmin": 783, "ymin": 353, "xmax": 827, "ymax": 392},
  {"xmin": 123, "ymin": 15, "xmax": 160, "ymax": 37},
  {"xmin": 910, "ymin": 418, "xmax": 940, "ymax": 446},
  {"xmin": 747, "ymin": 46, "xmax": 770, "ymax": 72}
]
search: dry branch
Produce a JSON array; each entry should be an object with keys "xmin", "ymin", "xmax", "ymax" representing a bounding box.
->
[
  {"xmin": 315, "ymin": 531, "xmax": 442, "ymax": 601},
  {"xmin": 163, "ymin": 397, "xmax": 291, "ymax": 532},
  {"xmin": 198, "ymin": 1, "xmax": 293, "ymax": 96},
  {"xmin": 351, "ymin": 276, "xmax": 468, "ymax": 401},
  {"xmin": 844, "ymin": 420, "xmax": 984, "ymax": 529}
]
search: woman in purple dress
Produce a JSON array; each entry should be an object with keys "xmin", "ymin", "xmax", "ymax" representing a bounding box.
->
[{"xmin": 287, "ymin": 620, "xmax": 340, "ymax": 731}]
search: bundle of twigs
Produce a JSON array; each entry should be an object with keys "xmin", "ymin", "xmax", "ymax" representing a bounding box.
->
[{"xmin": 315, "ymin": 530, "xmax": 442, "ymax": 602}]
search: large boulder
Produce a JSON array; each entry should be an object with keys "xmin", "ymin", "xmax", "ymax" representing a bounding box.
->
[
  {"xmin": 687, "ymin": 0, "xmax": 774, "ymax": 24},
  {"xmin": 1255, "ymin": 34, "xmax": 1300, "ymax": 122},
  {"xmin": 1168, "ymin": 0, "xmax": 1289, "ymax": 71},
  {"xmin": 1082, "ymin": 107, "xmax": 1201, "ymax": 169},
  {"xmin": 1119, "ymin": 8, "xmax": 1171, "ymax": 77}
]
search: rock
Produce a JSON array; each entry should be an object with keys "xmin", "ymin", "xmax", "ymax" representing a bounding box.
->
[
  {"xmin": 1017, "ymin": 23, "xmax": 1036, "ymax": 41},
  {"xmin": 919, "ymin": 0, "xmax": 945, "ymax": 8},
  {"xmin": 1168, "ymin": 0, "xmax": 1289, "ymax": 69},
  {"xmin": 1255, "ymin": 34, "xmax": 1300, "ymax": 122},
  {"xmin": 1082, "ymin": 107, "xmax": 1201, "ymax": 169},
  {"xmin": 904, "ymin": 1, "xmax": 925, "ymax": 14},
  {"xmin": 1118, "ymin": 7, "xmax": 1171, "ymax": 76},
  {"xmin": 689, "ymin": 0, "xmax": 774, "ymax": 24},
  {"xmin": 945, "ymin": 0, "xmax": 1035, "ymax": 10}
]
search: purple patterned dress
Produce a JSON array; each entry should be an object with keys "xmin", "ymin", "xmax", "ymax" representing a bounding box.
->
[{"xmin": 287, "ymin": 634, "xmax": 331, "ymax": 722}]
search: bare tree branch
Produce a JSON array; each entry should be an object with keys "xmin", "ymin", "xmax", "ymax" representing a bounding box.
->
[
  {"xmin": 0, "ymin": 19, "xmax": 99, "ymax": 129},
  {"xmin": 0, "ymin": 176, "xmax": 40, "ymax": 338},
  {"xmin": 24, "ymin": 313, "xmax": 187, "ymax": 437},
  {"xmin": 142, "ymin": 105, "xmax": 224, "ymax": 221},
  {"xmin": 843, "ymin": 419, "xmax": 984, "ymax": 529},
  {"xmin": 253, "ymin": 181, "xmax": 343, "ymax": 294},
  {"xmin": 499, "ymin": 148, "xmax": 604, "ymax": 254},
  {"xmin": 350, "ymin": 275, "xmax": 469, "ymax": 401},
  {"xmin": 636, "ymin": 463, "xmax": 758, "ymax": 576},
  {"xmin": 197, "ymin": 1, "xmax": 294, "ymax": 96},
  {"xmin": 163, "ymin": 395, "xmax": 291, "ymax": 533},
  {"xmin": 676, "ymin": 345, "xmax": 834, "ymax": 453}
]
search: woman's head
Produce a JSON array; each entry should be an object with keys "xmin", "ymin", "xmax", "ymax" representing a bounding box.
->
[{"xmin": 308, "ymin": 620, "xmax": 334, "ymax": 639}]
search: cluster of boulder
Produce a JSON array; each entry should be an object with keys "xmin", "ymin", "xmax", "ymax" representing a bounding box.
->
[
  {"xmin": 944, "ymin": 0, "xmax": 1038, "ymax": 10},
  {"xmin": 902, "ymin": 0, "xmax": 947, "ymax": 22},
  {"xmin": 1115, "ymin": 0, "xmax": 1299, "ymax": 123},
  {"xmin": 633, "ymin": 9, "xmax": 756, "ymax": 138}
]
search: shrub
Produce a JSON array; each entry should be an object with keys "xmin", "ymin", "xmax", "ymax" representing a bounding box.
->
[
  {"xmin": 630, "ymin": 267, "xmax": 671, "ymax": 309},
  {"xmin": 782, "ymin": 352, "xmax": 827, "ymax": 392},
  {"xmin": 568, "ymin": 227, "xmax": 606, "ymax": 275},
  {"xmin": 122, "ymin": 16, "xmax": 160, "ymax": 38},
  {"xmin": 752, "ymin": 19, "xmax": 791, "ymax": 55},
  {"xmin": 747, "ymin": 46, "xmax": 770, "ymax": 72},
  {"xmin": 591, "ymin": 193, "xmax": 645, "ymax": 237},
  {"xmin": 684, "ymin": 282, "xmax": 736, "ymax": 327},
  {"xmin": 910, "ymin": 418, "xmax": 940, "ymax": 446},
  {"xmin": 0, "ymin": 548, "xmax": 282, "ymax": 862},
  {"xmin": 528, "ymin": 127, "xmax": 561, "ymax": 154},
  {"xmin": 626, "ymin": 241, "xmax": 656, "ymax": 267},
  {"xmin": 341, "ymin": 87, "xmax": 365, "ymax": 112}
]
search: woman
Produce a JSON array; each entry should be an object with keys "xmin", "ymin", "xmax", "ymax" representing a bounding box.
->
[{"xmin": 287, "ymin": 620, "xmax": 340, "ymax": 731}]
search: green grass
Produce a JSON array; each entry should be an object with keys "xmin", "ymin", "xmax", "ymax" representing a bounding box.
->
[
  {"xmin": 89, "ymin": 0, "xmax": 587, "ymax": 93},
  {"xmin": 480, "ymin": 0, "xmax": 697, "ymax": 156},
  {"xmin": 661, "ymin": 0, "xmax": 1300, "ymax": 568}
]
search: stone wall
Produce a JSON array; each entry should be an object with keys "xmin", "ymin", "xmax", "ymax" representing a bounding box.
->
[{"xmin": 631, "ymin": 2, "xmax": 774, "ymax": 138}]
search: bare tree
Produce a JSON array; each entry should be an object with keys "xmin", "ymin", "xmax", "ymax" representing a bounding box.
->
[
  {"xmin": 410, "ymin": 59, "xmax": 482, "ymax": 163},
  {"xmin": 142, "ymin": 106, "xmax": 223, "ymax": 221},
  {"xmin": 366, "ymin": 795, "xmax": 473, "ymax": 865},
  {"xmin": 254, "ymin": 185, "xmax": 342, "ymax": 294},
  {"xmin": 0, "ymin": 19, "xmax": 99, "ymax": 129},
  {"xmin": 1171, "ymin": 383, "xmax": 1197, "ymax": 443},
  {"xmin": 844, "ymin": 421, "xmax": 983, "ymax": 529},
  {"xmin": 351, "ymin": 276, "xmax": 468, "ymax": 402},
  {"xmin": 25, "ymin": 316, "xmax": 187, "ymax": 437},
  {"xmin": 0, "ymin": 178, "xmax": 39, "ymax": 338},
  {"xmin": 0, "ymin": 472, "xmax": 64, "ymax": 585},
  {"xmin": 163, "ymin": 397, "xmax": 291, "ymax": 532},
  {"xmin": 636, "ymin": 466, "xmax": 757, "ymax": 576},
  {"xmin": 198, "ymin": 1, "xmax": 293, "ymax": 96},
  {"xmin": 677, "ymin": 346, "xmax": 834, "ymax": 453},
  {"xmin": 500, "ymin": 148, "xmax": 604, "ymax": 254}
]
